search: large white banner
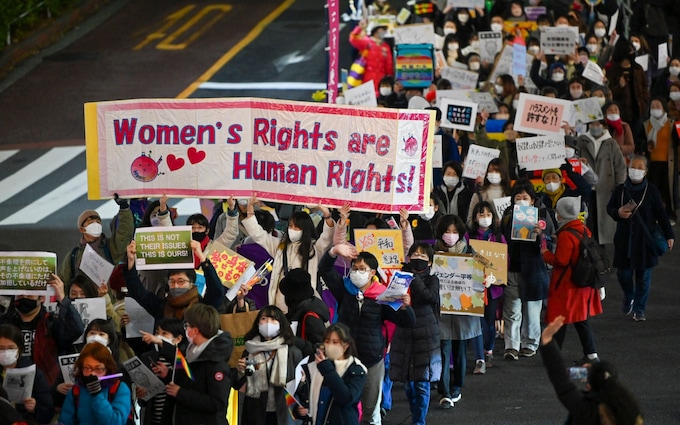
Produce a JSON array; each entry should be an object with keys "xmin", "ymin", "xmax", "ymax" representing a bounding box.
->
[{"xmin": 85, "ymin": 98, "xmax": 434, "ymax": 212}]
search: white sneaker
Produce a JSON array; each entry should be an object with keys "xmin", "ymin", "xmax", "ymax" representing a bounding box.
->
[{"xmin": 439, "ymin": 397, "xmax": 453, "ymax": 409}]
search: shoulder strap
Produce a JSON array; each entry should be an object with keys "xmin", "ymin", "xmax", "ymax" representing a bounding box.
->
[
  {"xmin": 70, "ymin": 247, "xmax": 80, "ymax": 274},
  {"xmin": 300, "ymin": 311, "xmax": 320, "ymax": 339}
]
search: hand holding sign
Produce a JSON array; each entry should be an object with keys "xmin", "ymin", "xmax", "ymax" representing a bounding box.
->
[
  {"xmin": 191, "ymin": 240, "xmax": 206, "ymax": 264},
  {"xmin": 47, "ymin": 274, "xmax": 65, "ymax": 303},
  {"xmin": 127, "ymin": 241, "xmax": 137, "ymax": 270}
]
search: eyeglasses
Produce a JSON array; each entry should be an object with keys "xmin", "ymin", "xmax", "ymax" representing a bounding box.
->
[
  {"xmin": 82, "ymin": 366, "xmax": 106, "ymax": 373},
  {"xmin": 183, "ymin": 322, "xmax": 192, "ymax": 330},
  {"xmin": 168, "ymin": 279, "xmax": 191, "ymax": 286},
  {"xmin": 350, "ymin": 268, "xmax": 371, "ymax": 273}
]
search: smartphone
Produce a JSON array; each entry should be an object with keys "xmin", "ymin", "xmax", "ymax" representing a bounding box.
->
[
  {"xmin": 568, "ymin": 366, "xmax": 588, "ymax": 381},
  {"xmin": 622, "ymin": 199, "xmax": 637, "ymax": 213}
]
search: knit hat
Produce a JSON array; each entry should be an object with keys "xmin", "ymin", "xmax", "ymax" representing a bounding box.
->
[
  {"xmin": 548, "ymin": 62, "xmax": 566, "ymax": 75},
  {"xmin": 555, "ymin": 196, "xmax": 581, "ymax": 221},
  {"xmin": 77, "ymin": 210, "xmax": 100, "ymax": 228},
  {"xmin": 279, "ymin": 268, "xmax": 314, "ymax": 301},
  {"xmin": 542, "ymin": 168, "xmax": 562, "ymax": 181}
]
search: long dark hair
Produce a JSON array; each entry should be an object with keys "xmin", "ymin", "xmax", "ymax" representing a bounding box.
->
[
  {"xmin": 468, "ymin": 201, "xmax": 500, "ymax": 238},
  {"xmin": 589, "ymin": 361, "xmax": 644, "ymax": 425},
  {"xmin": 323, "ymin": 323, "xmax": 358, "ymax": 358},
  {"xmin": 434, "ymin": 214, "xmax": 467, "ymax": 252},
  {"xmin": 481, "ymin": 158, "xmax": 511, "ymax": 195},
  {"xmin": 244, "ymin": 305, "xmax": 295, "ymax": 345},
  {"xmin": 283, "ymin": 212, "xmax": 317, "ymax": 270}
]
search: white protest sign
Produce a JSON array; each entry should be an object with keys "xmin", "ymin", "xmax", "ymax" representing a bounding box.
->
[
  {"xmin": 540, "ymin": 26, "xmax": 578, "ymax": 55},
  {"xmin": 515, "ymin": 134, "xmax": 566, "ymax": 171},
  {"xmin": 514, "ymin": 93, "xmax": 573, "ymax": 135},
  {"xmin": 79, "ymin": 244, "xmax": 114, "ymax": 287},
  {"xmin": 488, "ymin": 44, "xmax": 513, "ymax": 83},
  {"xmin": 493, "ymin": 196, "xmax": 512, "ymax": 220},
  {"xmin": 440, "ymin": 66, "xmax": 479, "ymax": 90},
  {"xmin": 447, "ymin": 0, "xmax": 484, "ymax": 7},
  {"xmin": 479, "ymin": 31, "xmax": 503, "ymax": 63},
  {"xmin": 635, "ymin": 54, "xmax": 649, "ymax": 72},
  {"xmin": 3, "ymin": 365, "xmax": 35, "ymax": 403},
  {"xmin": 393, "ymin": 23, "xmax": 435, "ymax": 45},
  {"xmin": 432, "ymin": 135, "xmax": 443, "ymax": 168},
  {"xmin": 512, "ymin": 42, "xmax": 527, "ymax": 77},
  {"xmin": 59, "ymin": 354, "xmax": 80, "ymax": 385},
  {"xmin": 571, "ymin": 97, "xmax": 604, "ymax": 124},
  {"xmin": 440, "ymin": 98, "xmax": 478, "ymax": 132},
  {"xmin": 124, "ymin": 357, "xmax": 167, "ymax": 401},
  {"xmin": 468, "ymin": 92, "xmax": 499, "ymax": 114},
  {"xmin": 72, "ymin": 297, "xmax": 107, "ymax": 343},
  {"xmin": 658, "ymin": 43, "xmax": 669, "ymax": 69},
  {"xmin": 124, "ymin": 296, "xmax": 155, "ymax": 337},
  {"xmin": 582, "ymin": 60, "xmax": 605, "ymax": 86},
  {"xmin": 396, "ymin": 8, "xmax": 411, "ymax": 25},
  {"xmin": 462, "ymin": 145, "xmax": 500, "ymax": 179},
  {"xmin": 435, "ymin": 89, "xmax": 468, "ymax": 108},
  {"xmin": 345, "ymin": 80, "xmax": 378, "ymax": 107},
  {"xmin": 608, "ymin": 10, "xmax": 619, "ymax": 35}
]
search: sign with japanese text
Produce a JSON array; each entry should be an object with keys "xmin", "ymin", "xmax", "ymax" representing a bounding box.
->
[
  {"xmin": 462, "ymin": 145, "xmax": 500, "ymax": 179},
  {"xmin": 468, "ymin": 92, "xmax": 499, "ymax": 114},
  {"xmin": 493, "ymin": 196, "xmax": 512, "ymax": 221},
  {"xmin": 439, "ymin": 67, "xmax": 479, "ymax": 90},
  {"xmin": 79, "ymin": 244, "xmax": 114, "ymax": 287},
  {"xmin": 206, "ymin": 241, "xmax": 254, "ymax": 287},
  {"xmin": 478, "ymin": 31, "xmax": 503, "ymax": 63},
  {"xmin": 516, "ymin": 134, "xmax": 566, "ymax": 171},
  {"xmin": 513, "ymin": 93, "xmax": 571, "ymax": 135},
  {"xmin": 0, "ymin": 252, "xmax": 56, "ymax": 296},
  {"xmin": 395, "ymin": 44, "xmax": 435, "ymax": 89},
  {"xmin": 376, "ymin": 271, "xmax": 413, "ymax": 310},
  {"xmin": 354, "ymin": 229, "xmax": 404, "ymax": 269},
  {"xmin": 345, "ymin": 81, "xmax": 378, "ymax": 107},
  {"xmin": 432, "ymin": 254, "xmax": 485, "ymax": 316},
  {"xmin": 393, "ymin": 23, "xmax": 435, "ymax": 45},
  {"xmin": 540, "ymin": 26, "xmax": 578, "ymax": 55},
  {"xmin": 85, "ymin": 98, "xmax": 434, "ymax": 213},
  {"xmin": 134, "ymin": 226, "xmax": 193, "ymax": 270},
  {"xmin": 469, "ymin": 240, "xmax": 508, "ymax": 286},
  {"xmin": 440, "ymin": 98, "xmax": 477, "ymax": 132}
]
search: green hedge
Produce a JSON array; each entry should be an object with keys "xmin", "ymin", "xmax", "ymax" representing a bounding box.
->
[{"xmin": 0, "ymin": 0, "xmax": 81, "ymax": 46}]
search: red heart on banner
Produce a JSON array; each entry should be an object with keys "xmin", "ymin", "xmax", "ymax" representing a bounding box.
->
[
  {"xmin": 167, "ymin": 154, "xmax": 185, "ymax": 171},
  {"xmin": 188, "ymin": 147, "xmax": 206, "ymax": 164}
]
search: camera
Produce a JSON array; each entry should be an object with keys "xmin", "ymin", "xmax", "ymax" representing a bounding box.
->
[
  {"xmin": 244, "ymin": 358, "xmax": 257, "ymax": 376},
  {"xmin": 568, "ymin": 367, "xmax": 588, "ymax": 382}
]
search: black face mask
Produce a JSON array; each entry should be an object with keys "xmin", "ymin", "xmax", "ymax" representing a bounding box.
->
[
  {"xmin": 410, "ymin": 259, "xmax": 430, "ymax": 274},
  {"xmin": 15, "ymin": 298, "xmax": 39, "ymax": 315},
  {"xmin": 191, "ymin": 232, "xmax": 206, "ymax": 242}
]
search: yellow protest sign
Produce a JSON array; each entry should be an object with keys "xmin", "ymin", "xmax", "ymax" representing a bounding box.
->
[
  {"xmin": 205, "ymin": 241, "xmax": 253, "ymax": 288},
  {"xmin": 353, "ymin": 229, "xmax": 404, "ymax": 269}
]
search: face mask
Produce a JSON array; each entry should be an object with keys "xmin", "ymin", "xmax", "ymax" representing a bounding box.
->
[
  {"xmin": 458, "ymin": 14, "xmax": 469, "ymax": 24},
  {"xmin": 670, "ymin": 92, "xmax": 680, "ymax": 101},
  {"xmin": 419, "ymin": 207, "xmax": 435, "ymax": 221},
  {"xmin": 158, "ymin": 335, "xmax": 176, "ymax": 345},
  {"xmin": 409, "ymin": 258, "xmax": 429, "ymax": 273},
  {"xmin": 0, "ymin": 350, "xmax": 18, "ymax": 367},
  {"xmin": 324, "ymin": 343, "xmax": 345, "ymax": 361},
  {"xmin": 545, "ymin": 182, "xmax": 561, "ymax": 192},
  {"xmin": 470, "ymin": 41, "xmax": 480, "ymax": 51},
  {"xmin": 86, "ymin": 335, "xmax": 109, "ymax": 347},
  {"xmin": 594, "ymin": 28, "xmax": 606, "ymax": 38},
  {"xmin": 490, "ymin": 23, "xmax": 503, "ymax": 33},
  {"xmin": 443, "ymin": 28, "xmax": 456, "ymax": 35},
  {"xmin": 650, "ymin": 109, "xmax": 664, "ymax": 119},
  {"xmin": 586, "ymin": 44, "xmax": 598, "ymax": 53},
  {"xmin": 597, "ymin": 97, "xmax": 606, "ymax": 106},
  {"xmin": 566, "ymin": 147, "xmax": 576, "ymax": 158},
  {"xmin": 495, "ymin": 114, "xmax": 510, "ymax": 120},
  {"xmin": 528, "ymin": 46, "xmax": 540, "ymax": 55},
  {"xmin": 150, "ymin": 217, "xmax": 161, "ymax": 227},
  {"xmin": 580, "ymin": 55, "xmax": 589, "ymax": 64},
  {"xmin": 552, "ymin": 72, "xmax": 564, "ymax": 82},
  {"xmin": 494, "ymin": 84, "xmax": 504, "ymax": 94},
  {"xmin": 185, "ymin": 329, "xmax": 194, "ymax": 345},
  {"xmin": 349, "ymin": 270, "xmax": 370, "ymax": 288},
  {"xmin": 15, "ymin": 298, "xmax": 38, "ymax": 315},
  {"xmin": 443, "ymin": 176, "xmax": 459, "ymax": 188},
  {"xmin": 632, "ymin": 41, "xmax": 641, "ymax": 51},
  {"xmin": 442, "ymin": 232, "xmax": 459, "ymax": 247},
  {"xmin": 469, "ymin": 62, "xmax": 480, "ymax": 71},
  {"xmin": 379, "ymin": 87, "xmax": 392, "ymax": 96},
  {"xmin": 487, "ymin": 172, "xmax": 502, "ymax": 184},
  {"xmin": 556, "ymin": 24, "xmax": 569, "ymax": 28},
  {"xmin": 191, "ymin": 232, "xmax": 205, "ymax": 242},
  {"xmin": 628, "ymin": 168, "xmax": 646, "ymax": 183},
  {"xmin": 84, "ymin": 222, "xmax": 103, "ymax": 238},
  {"xmin": 512, "ymin": 99, "xmax": 519, "ymax": 110},
  {"xmin": 170, "ymin": 287, "xmax": 190, "ymax": 298},
  {"xmin": 669, "ymin": 66, "xmax": 680, "ymax": 76},
  {"xmin": 288, "ymin": 228, "xmax": 303, "ymax": 242},
  {"xmin": 606, "ymin": 113, "xmax": 620, "ymax": 122},
  {"xmin": 448, "ymin": 43, "xmax": 459, "ymax": 51},
  {"xmin": 516, "ymin": 199, "xmax": 532, "ymax": 206},
  {"xmin": 570, "ymin": 89, "xmax": 583, "ymax": 98},
  {"xmin": 590, "ymin": 126, "xmax": 604, "ymax": 138},
  {"xmin": 478, "ymin": 217, "xmax": 493, "ymax": 228},
  {"xmin": 259, "ymin": 321, "xmax": 281, "ymax": 338}
]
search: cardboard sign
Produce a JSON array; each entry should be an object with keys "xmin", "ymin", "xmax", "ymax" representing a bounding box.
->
[
  {"xmin": 79, "ymin": 244, "xmax": 114, "ymax": 287},
  {"xmin": 462, "ymin": 145, "xmax": 500, "ymax": 179},
  {"xmin": 468, "ymin": 240, "xmax": 508, "ymax": 286},
  {"xmin": 0, "ymin": 251, "xmax": 56, "ymax": 296},
  {"xmin": 134, "ymin": 226, "xmax": 193, "ymax": 270},
  {"xmin": 513, "ymin": 93, "xmax": 572, "ymax": 135},
  {"xmin": 440, "ymin": 67, "xmax": 479, "ymax": 90},
  {"xmin": 345, "ymin": 80, "xmax": 378, "ymax": 107},
  {"xmin": 540, "ymin": 26, "xmax": 578, "ymax": 55},
  {"xmin": 511, "ymin": 204, "xmax": 539, "ymax": 241},
  {"xmin": 393, "ymin": 23, "xmax": 435, "ymax": 45},
  {"xmin": 353, "ymin": 229, "xmax": 404, "ymax": 268},
  {"xmin": 432, "ymin": 254, "xmax": 485, "ymax": 316},
  {"xmin": 478, "ymin": 31, "xmax": 503, "ymax": 63},
  {"xmin": 206, "ymin": 241, "xmax": 254, "ymax": 288},
  {"xmin": 516, "ymin": 134, "xmax": 566, "ymax": 171},
  {"xmin": 440, "ymin": 98, "xmax": 477, "ymax": 132},
  {"xmin": 571, "ymin": 97, "xmax": 604, "ymax": 124}
]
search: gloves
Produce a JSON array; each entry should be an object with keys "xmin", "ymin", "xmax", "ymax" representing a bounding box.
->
[
  {"xmin": 113, "ymin": 193, "xmax": 130, "ymax": 210},
  {"xmin": 82, "ymin": 374, "xmax": 101, "ymax": 395}
]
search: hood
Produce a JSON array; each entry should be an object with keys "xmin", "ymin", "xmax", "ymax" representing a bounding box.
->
[{"xmin": 288, "ymin": 297, "xmax": 330, "ymax": 323}]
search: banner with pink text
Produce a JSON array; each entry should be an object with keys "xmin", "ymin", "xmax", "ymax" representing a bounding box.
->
[{"xmin": 84, "ymin": 98, "xmax": 434, "ymax": 213}]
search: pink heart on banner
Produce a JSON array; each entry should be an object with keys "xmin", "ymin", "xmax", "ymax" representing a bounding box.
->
[
  {"xmin": 188, "ymin": 147, "xmax": 206, "ymax": 165},
  {"xmin": 167, "ymin": 154, "xmax": 185, "ymax": 171}
]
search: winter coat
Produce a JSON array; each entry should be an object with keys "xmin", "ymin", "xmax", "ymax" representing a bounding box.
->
[
  {"xmin": 574, "ymin": 131, "xmax": 628, "ymax": 244},
  {"xmin": 287, "ymin": 297, "xmax": 331, "ymax": 357},
  {"xmin": 319, "ymin": 252, "xmax": 416, "ymax": 368},
  {"xmin": 6, "ymin": 356, "xmax": 54, "ymax": 424},
  {"xmin": 607, "ymin": 179, "xmax": 675, "ymax": 270},
  {"xmin": 349, "ymin": 26, "xmax": 394, "ymax": 94},
  {"xmin": 294, "ymin": 356, "xmax": 367, "ymax": 425},
  {"xmin": 536, "ymin": 166, "xmax": 592, "ymax": 230},
  {"xmin": 644, "ymin": 118, "xmax": 680, "ymax": 213},
  {"xmin": 433, "ymin": 182, "xmax": 474, "ymax": 220},
  {"xmin": 59, "ymin": 379, "xmax": 131, "ymax": 425},
  {"xmin": 542, "ymin": 220, "xmax": 603, "ymax": 324},
  {"xmin": 607, "ymin": 62, "xmax": 650, "ymax": 124},
  {"xmin": 389, "ymin": 273, "xmax": 441, "ymax": 383}
]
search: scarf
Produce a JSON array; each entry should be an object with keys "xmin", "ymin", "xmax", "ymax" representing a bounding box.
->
[
  {"xmin": 606, "ymin": 118, "xmax": 623, "ymax": 136},
  {"xmin": 244, "ymin": 336, "xmax": 288, "ymax": 398},
  {"xmin": 308, "ymin": 357, "xmax": 356, "ymax": 424},
  {"xmin": 545, "ymin": 184, "xmax": 566, "ymax": 208},
  {"xmin": 163, "ymin": 286, "xmax": 199, "ymax": 319},
  {"xmin": 446, "ymin": 239, "xmax": 468, "ymax": 254},
  {"xmin": 647, "ymin": 113, "xmax": 668, "ymax": 146}
]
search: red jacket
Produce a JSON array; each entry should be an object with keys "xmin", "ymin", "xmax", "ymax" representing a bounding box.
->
[
  {"xmin": 542, "ymin": 220, "xmax": 603, "ymax": 324},
  {"xmin": 349, "ymin": 26, "xmax": 394, "ymax": 94}
]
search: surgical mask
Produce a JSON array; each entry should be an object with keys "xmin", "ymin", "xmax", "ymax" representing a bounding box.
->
[
  {"xmin": 545, "ymin": 182, "xmax": 561, "ymax": 192},
  {"xmin": 14, "ymin": 298, "xmax": 38, "ymax": 315},
  {"xmin": 170, "ymin": 287, "xmax": 190, "ymax": 298},
  {"xmin": 0, "ymin": 350, "xmax": 18, "ymax": 367},
  {"xmin": 580, "ymin": 55, "xmax": 589, "ymax": 64},
  {"xmin": 494, "ymin": 84, "xmax": 504, "ymax": 94},
  {"xmin": 448, "ymin": 43, "xmax": 459, "ymax": 51},
  {"xmin": 150, "ymin": 217, "xmax": 161, "ymax": 227},
  {"xmin": 458, "ymin": 14, "xmax": 469, "ymax": 24},
  {"xmin": 594, "ymin": 28, "xmax": 606, "ymax": 38},
  {"xmin": 469, "ymin": 62, "xmax": 480, "ymax": 71},
  {"xmin": 420, "ymin": 207, "xmax": 435, "ymax": 221},
  {"xmin": 288, "ymin": 228, "xmax": 303, "ymax": 242},
  {"xmin": 669, "ymin": 66, "xmax": 680, "ymax": 76},
  {"xmin": 528, "ymin": 46, "xmax": 540, "ymax": 55},
  {"xmin": 590, "ymin": 126, "xmax": 604, "ymax": 138},
  {"xmin": 556, "ymin": 24, "xmax": 569, "ymax": 28},
  {"xmin": 349, "ymin": 270, "xmax": 370, "ymax": 288},
  {"xmin": 324, "ymin": 343, "xmax": 345, "ymax": 361},
  {"xmin": 552, "ymin": 72, "xmax": 565, "ymax": 82},
  {"xmin": 628, "ymin": 168, "xmax": 646, "ymax": 183},
  {"xmin": 670, "ymin": 92, "xmax": 680, "ymax": 101},
  {"xmin": 84, "ymin": 222, "xmax": 103, "ymax": 238},
  {"xmin": 495, "ymin": 114, "xmax": 510, "ymax": 120},
  {"xmin": 566, "ymin": 147, "xmax": 576, "ymax": 158},
  {"xmin": 606, "ymin": 114, "xmax": 620, "ymax": 122},
  {"xmin": 597, "ymin": 97, "xmax": 606, "ymax": 106},
  {"xmin": 86, "ymin": 335, "xmax": 109, "ymax": 347},
  {"xmin": 650, "ymin": 109, "xmax": 664, "ymax": 119},
  {"xmin": 490, "ymin": 23, "xmax": 503, "ymax": 33},
  {"xmin": 586, "ymin": 44, "xmax": 598, "ymax": 53},
  {"xmin": 185, "ymin": 329, "xmax": 194, "ymax": 345},
  {"xmin": 478, "ymin": 217, "xmax": 493, "ymax": 228},
  {"xmin": 516, "ymin": 199, "xmax": 532, "ymax": 207},
  {"xmin": 570, "ymin": 89, "xmax": 583, "ymax": 98},
  {"xmin": 442, "ymin": 233, "xmax": 459, "ymax": 247},
  {"xmin": 632, "ymin": 41, "xmax": 641, "ymax": 51},
  {"xmin": 487, "ymin": 172, "xmax": 502, "ymax": 184},
  {"xmin": 443, "ymin": 176, "xmax": 459, "ymax": 188},
  {"xmin": 379, "ymin": 87, "xmax": 392, "ymax": 96},
  {"xmin": 512, "ymin": 99, "xmax": 519, "ymax": 110},
  {"xmin": 158, "ymin": 335, "xmax": 176, "ymax": 345},
  {"xmin": 443, "ymin": 28, "xmax": 456, "ymax": 35},
  {"xmin": 259, "ymin": 322, "xmax": 281, "ymax": 338}
]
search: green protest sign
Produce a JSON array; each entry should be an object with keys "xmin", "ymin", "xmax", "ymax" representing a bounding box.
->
[
  {"xmin": 134, "ymin": 226, "xmax": 194, "ymax": 270},
  {"xmin": 0, "ymin": 252, "xmax": 57, "ymax": 295}
]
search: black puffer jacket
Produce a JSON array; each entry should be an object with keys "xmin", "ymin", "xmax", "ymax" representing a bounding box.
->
[
  {"xmin": 319, "ymin": 252, "xmax": 416, "ymax": 368},
  {"xmin": 287, "ymin": 297, "xmax": 331, "ymax": 356}
]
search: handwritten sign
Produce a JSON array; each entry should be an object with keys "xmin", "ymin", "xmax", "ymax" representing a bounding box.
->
[
  {"xmin": 512, "ymin": 42, "xmax": 527, "ymax": 77},
  {"xmin": 513, "ymin": 93, "xmax": 572, "ymax": 135},
  {"xmin": 469, "ymin": 240, "xmax": 508, "ymax": 286},
  {"xmin": 393, "ymin": 23, "xmax": 435, "ymax": 45},
  {"xmin": 462, "ymin": 145, "xmax": 500, "ymax": 179},
  {"xmin": 354, "ymin": 229, "xmax": 404, "ymax": 268},
  {"xmin": 493, "ymin": 196, "xmax": 512, "ymax": 220},
  {"xmin": 0, "ymin": 252, "xmax": 56, "ymax": 296},
  {"xmin": 540, "ymin": 26, "xmax": 578, "ymax": 55},
  {"xmin": 134, "ymin": 226, "xmax": 193, "ymax": 270},
  {"xmin": 511, "ymin": 204, "xmax": 539, "ymax": 241},
  {"xmin": 206, "ymin": 241, "xmax": 254, "ymax": 287},
  {"xmin": 571, "ymin": 97, "xmax": 604, "ymax": 124},
  {"xmin": 124, "ymin": 296, "xmax": 155, "ymax": 336},
  {"xmin": 345, "ymin": 80, "xmax": 378, "ymax": 106},
  {"xmin": 395, "ymin": 43, "xmax": 435, "ymax": 89},
  {"xmin": 432, "ymin": 135, "xmax": 443, "ymax": 168},
  {"xmin": 73, "ymin": 297, "xmax": 107, "ymax": 344},
  {"xmin": 488, "ymin": 44, "xmax": 513, "ymax": 84},
  {"xmin": 439, "ymin": 66, "xmax": 479, "ymax": 90},
  {"xmin": 478, "ymin": 31, "xmax": 503, "ymax": 63},
  {"xmin": 440, "ymin": 98, "xmax": 477, "ymax": 132},
  {"xmin": 79, "ymin": 244, "xmax": 114, "ymax": 287},
  {"xmin": 468, "ymin": 92, "xmax": 499, "ymax": 114},
  {"xmin": 582, "ymin": 60, "xmax": 605, "ymax": 86},
  {"xmin": 432, "ymin": 254, "xmax": 485, "ymax": 316},
  {"xmin": 516, "ymin": 134, "xmax": 566, "ymax": 171},
  {"xmin": 435, "ymin": 89, "xmax": 468, "ymax": 108}
]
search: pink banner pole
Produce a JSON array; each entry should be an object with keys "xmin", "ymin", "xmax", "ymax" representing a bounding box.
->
[{"xmin": 327, "ymin": 0, "xmax": 340, "ymax": 104}]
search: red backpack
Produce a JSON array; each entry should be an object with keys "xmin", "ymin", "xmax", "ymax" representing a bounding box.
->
[{"xmin": 72, "ymin": 380, "xmax": 135, "ymax": 425}]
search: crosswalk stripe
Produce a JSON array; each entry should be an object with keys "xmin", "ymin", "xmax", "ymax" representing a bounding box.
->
[
  {"xmin": 0, "ymin": 150, "xmax": 19, "ymax": 164},
  {"xmin": 0, "ymin": 146, "xmax": 85, "ymax": 204}
]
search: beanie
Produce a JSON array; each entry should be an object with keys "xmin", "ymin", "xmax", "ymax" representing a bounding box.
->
[
  {"xmin": 77, "ymin": 210, "xmax": 100, "ymax": 228},
  {"xmin": 542, "ymin": 168, "xmax": 562, "ymax": 181},
  {"xmin": 556, "ymin": 196, "xmax": 581, "ymax": 221}
]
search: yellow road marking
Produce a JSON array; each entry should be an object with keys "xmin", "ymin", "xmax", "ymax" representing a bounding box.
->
[
  {"xmin": 157, "ymin": 5, "xmax": 232, "ymax": 50},
  {"xmin": 133, "ymin": 5, "xmax": 196, "ymax": 51}
]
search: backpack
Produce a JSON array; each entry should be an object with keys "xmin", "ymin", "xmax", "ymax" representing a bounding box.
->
[
  {"xmin": 72, "ymin": 380, "xmax": 135, "ymax": 425},
  {"xmin": 557, "ymin": 227, "xmax": 611, "ymax": 289}
]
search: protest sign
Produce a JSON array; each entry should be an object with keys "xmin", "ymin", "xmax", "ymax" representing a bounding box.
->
[
  {"xmin": 124, "ymin": 357, "xmax": 167, "ymax": 401},
  {"xmin": 608, "ymin": 10, "xmax": 619, "ymax": 35},
  {"xmin": 462, "ymin": 145, "xmax": 500, "ymax": 180},
  {"xmin": 395, "ymin": 44, "xmax": 435, "ymax": 89},
  {"xmin": 393, "ymin": 23, "xmax": 435, "ymax": 45},
  {"xmin": 524, "ymin": 6, "xmax": 547, "ymax": 21},
  {"xmin": 514, "ymin": 93, "xmax": 572, "ymax": 135},
  {"xmin": 435, "ymin": 89, "xmax": 468, "ymax": 108},
  {"xmin": 376, "ymin": 271, "xmax": 413, "ymax": 310},
  {"xmin": 354, "ymin": 229, "xmax": 404, "ymax": 268},
  {"xmin": 59, "ymin": 354, "xmax": 80, "ymax": 385},
  {"xmin": 432, "ymin": 135, "xmax": 443, "ymax": 168},
  {"xmin": 540, "ymin": 26, "xmax": 578, "ymax": 55},
  {"xmin": 396, "ymin": 8, "xmax": 411, "ymax": 25},
  {"xmin": 440, "ymin": 98, "xmax": 477, "ymax": 132},
  {"xmin": 85, "ymin": 98, "xmax": 434, "ymax": 213},
  {"xmin": 503, "ymin": 21, "xmax": 537, "ymax": 40},
  {"xmin": 468, "ymin": 92, "xmax": 499, "ymax": 114},
  {"xmin": 512, "ymin": 42, "xmax": 527, "ymax": 77},
  {"xmin": 0, "ymin": 251, "xmax": 56, "ymax": 296},
  {"xmin": 134, "ymin": 226, "xmax": 193, "ymax": 270},
  {"xmin": 582, "ymin": 60, "xmax": 605, "ymax": 85},
  {"xmin": 516, "ymin": 134, "xmax": 566, "ymax": 171},
  {"xmin": 440, "ymin": 67, "xmax": 479, "ymax": 90},
  {"xmin": 658, "ymin": 43, "xmax": 669, "ymax": 69},
  {"xmin": 488, "ymin": 44, "xmax": 513, "ymax": 83},
  {"xmin": 206, "ymin": 240, "xmax": 254, "ymax": 288},
  {"xmin": 469, "ymin": 240, "xmax": 508, "ymax": 286},
  {"xmin": 124, "ymin": 296, "xmax": 155, "ymax": 337},
  {"xmin": 367, "ymin": 15, "xmax": 396, "ymax": 38},
  {"xmin": 446, "ymin": 0, "xmax": 484, "ymax": 7},
  {"xmin": 73, "ymin": 297, "xmax": 107, "ymax": 343},
  {"xmin": 345, "ymin": 81, "xmax": 377, "ymax": 107},
  {"xmin": 511, "ymin": 204, "xmax": 539, "ymax": 241},
  {"xmin": 492, "ymin": 196, "xmax": 512, "ymax": 221},
  {"xmin": 635, "ymin": 54, "xmax": 649, "ymax": 71},
  {"xmin": 571, "ymin": 97, "xmax": 604, "ymax": 124},
  {"xmin": 478, "ymin": 31, "xmax": 503, "ymax": 63},
  {"xmin": 432, "ymin": 254, "xmax": 485, "ymax": 316},
  {"xmin": 3, "ymin": 365, "xmax": 35, "ymax": 403},
  {"xmin": 79, "ymin": 244, "xmax": 114, "ymax": 287}
]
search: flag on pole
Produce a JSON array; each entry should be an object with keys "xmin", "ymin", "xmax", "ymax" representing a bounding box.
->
[
  {"xmin": 175, "ymin": 348, "xmax": 193, "ymax": 381},
  {"xmin": 283, "ymin": 388, "xmax": 299, "ymax": 420}
]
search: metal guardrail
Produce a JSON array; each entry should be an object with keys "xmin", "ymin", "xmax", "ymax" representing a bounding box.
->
[{"xmin": 4, "ymin": 1, "xmax": 50, "ymax": 46}]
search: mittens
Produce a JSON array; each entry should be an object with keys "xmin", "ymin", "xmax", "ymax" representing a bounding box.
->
[
  {"xmin": 82, "ymin": 374, "xmax": 102, "ymax": 395},
  {"xmin": 113, "ymin": 193, "xmax": 130, "ymax": 210}
]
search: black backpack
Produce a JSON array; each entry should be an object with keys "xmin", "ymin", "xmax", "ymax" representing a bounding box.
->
[{"xmin": 557, "ymin": 227, "xmax": 611, "ymax": 289}]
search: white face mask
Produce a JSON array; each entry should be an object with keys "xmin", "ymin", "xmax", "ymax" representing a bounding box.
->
[
  {"xmin": 650, "ymin": 109, "xmax": 664, "ymax": 119},
  {"xmin": 552, "ymin": 72, "xmax": 565, "ymax": 82},
  {"xmin": 420, "ymin": 207, "xmax": 435, "ymax": 221},
  {"xmin": 545, "ymin": 182, "xmax": 561, "ymax": 192},
  {"xmin": 158, "ymin": 335, "xmax": 176, "ymax": 345},
  {"xmin": 288, "ymin": 228, "xmax": 303, "ymax": 242},
  {"xmin": 259, "ymin": 321, "xmax": 281, "ymax": 339},
  {"xmin": 528, "ymin": 46, "xmax": 540, "ymax": 55},
  {"xmin": 379, "ymin": 87, "xmax": 392, "ymax": 96},
  {"xmin": 150, "ymin": 217, "xmax": 161, "ymax": 227},
  {"xmin": 448, "ymin": 43, "xmax": 459, "ymax": 52},
  {"xmin": 597, "ymin": 97, "xmax": 606, "ymax": 106},
  {"xmin": 632, "ymin": 41, "xmax": 641, "ymax": 51},
  {"xmin": 349, "ymin": 270, "xmax": 370, "ymax": 288},
  {"xmin": 84, "ymin": 222, "xmax": 103, "ymax": 238},
  {"xmin": 512, "ymin": 99, "xmax": 519, "ymax": 110},
  {"xmin": 570, "ymin": 89, "xmax": 583, "ymax": 98},
  {"xmin": 443, "ymin": 176, "xmax": 459, "ymax": 188},
  {"xmin": 490, "ymin": 23, "xmax": 503, "ymax": 33},
  {"xmin": 478, "ymin": 217, "xmax": 493, "ymax": 228},
  {"xmin": 487, "ymin": 172, "xmax": 502, "ymax": 184},
  {"xmin": 590, "ymin": 126, "xmax": 604, "ymax": 138},
  {"xmin": 443, "ymin": 28, "xmax": 456, "ymax": 35},
  {"xmin": 494, "ymin": 84, "xmax": 504, "ymax": 94},
  {"xmin": 458, "ymin": 14, "xmax": 469, "ymax": 24},
  {"xmin": 516, "ymin": 199, "xmax": 532, "ymax": 207},
  {"xmin": 86, "ymin": 335, "xmax": 109, "ymax": 347},
  {"xmin": 324, "ymin": 343, "xmax": 345, "ymax": 361},
  {"xmin": 670, "ymin": 92, "xmax": 680, "ymax": 101},
  {"xmin": 565, "ymin": 147, "xmax": 576, "ymax": 159},
  {"xmin": 594, "ymin": 28, "xmax": 606, "ymax": 38},
  {"xmin": 628, "ymin": 168, "xmax": 646, "ymax": 183},
  {"xmin": 185, "ymin": 329, "xmax": 194, "ymax": 345},
  {"xmin": 606, "ymin": 113, "xmax": 620, "ymax": 122},
  {"xmin": 0, "ymin": 349, "xmax": 18, "ymax": 367},
  {"xmin": 469, "ymin": 62, "xmax": 480, "ymax": 71},
  {"xmin": 669, "ymin": 66, "xmax": 680, "ymax": 76},
  {"xmin": 586, "ymin": 44, "xmax": 598, "ymax": 53}
]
